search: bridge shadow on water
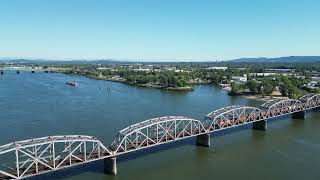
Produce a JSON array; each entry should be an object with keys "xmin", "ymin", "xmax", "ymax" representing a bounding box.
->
[{"xmin": 30, "ymin": 114, "xmax": 307, "ymax": 179}]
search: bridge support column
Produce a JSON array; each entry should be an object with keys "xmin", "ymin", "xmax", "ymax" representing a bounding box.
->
[
  {"xmin": 104, "ymin": 157, "xmax": 117, "ymax": 175},
  {"xmin": 196, "ymin": 134, "xmax": 210, "ymax": 147},
  {"xmin": 253, "ymin": 120, "xmax": 267, "ymax": 131},
  {"xmin": 292, "ymin": 111, "xmax": 306, "ymax": 120}
]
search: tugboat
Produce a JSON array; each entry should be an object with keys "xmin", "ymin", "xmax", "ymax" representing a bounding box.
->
[{"xmin": 65, "ymin": 80, "xmax": 78, "ymax": 87}]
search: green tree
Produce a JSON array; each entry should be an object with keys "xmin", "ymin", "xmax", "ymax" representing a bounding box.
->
[
  {"xmin": 279, "ymin": 76, "xmax": 299, "ymax": 98},
  {"xmin": 159, "ymin": 75, "xmax": 168, "ymax": 87},
  {"xmin": 260, "ymin": 79, "xmax": 275, "ymax": 96},
  {"xmin": 246, "ymin": 80, "xmax": 260, "ymax": 94},
  {"xmin": 231, "ymin": 82, "xmax": 242, "ymax": 94}
]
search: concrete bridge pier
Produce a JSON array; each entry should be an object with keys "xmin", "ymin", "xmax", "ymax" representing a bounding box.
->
[
  {"xmin": 104, "ymin": 156, "xmax": 117, "ymax": 175},
  {"xmin": 196, "ymin": 133, "xmax": 210, "ymax": 147},
  {"xmin": 252, "ymin": 120, "xmax": 267, "ymax": 131},
  {"xmin": 292, "ymin": 111, "xmax": 306, "ymax": 120}
]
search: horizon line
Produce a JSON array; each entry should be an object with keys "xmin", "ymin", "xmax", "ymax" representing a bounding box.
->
[{"xmin": 1, "ymin": 55, "xmax": 320, "ymax": 62}]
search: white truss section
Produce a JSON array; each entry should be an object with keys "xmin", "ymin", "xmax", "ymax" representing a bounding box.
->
[
  {"xmin": 261, "ymin": 99, "xmax": 303, "ymax": 117},
  {"xmin": 0, "ymin": 135, "xmax": 112, "ymax": 179},
  {"xmin": 299, "ymin": 93, "xmax": 320, "ymax": 108},
  {"xmin": 205, "ymin": 106, "xmax": 261, "ymax": 131},
  {"xmin": 110, "ymin": 116, "xmax": 206, "ymax": 154}
]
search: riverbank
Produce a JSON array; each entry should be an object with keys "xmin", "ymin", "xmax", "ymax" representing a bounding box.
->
[
  {"xmin": 56, "ymin": 70, "xmax": 195, "ymax": 91},
  {"xmin": 93, "ymin": 75, "xmax": 194, "ymax": 91},
  {"xmin": 240, "ymin": 94, "xmax": 288, "ymax": 102},
  {"xmin": 123, "ymin": 81, "xmax": 193, "ymax": 91},
  {"xmin": 228, "ymin": 92, "xmax": 288, "ymax": 102}
]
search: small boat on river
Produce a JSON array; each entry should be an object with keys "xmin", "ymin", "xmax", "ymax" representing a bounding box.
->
[{"xmin": 65, "ymin": 80, "xmax": 78, "ymax": 87}]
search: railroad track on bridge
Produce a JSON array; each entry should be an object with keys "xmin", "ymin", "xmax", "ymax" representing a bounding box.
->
[{"xmin": 1, "ymin": 93, "xmax": 320, "ymax": 179}]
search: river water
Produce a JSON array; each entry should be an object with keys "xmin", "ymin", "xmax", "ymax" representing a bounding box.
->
[{"xmin": 0, "ymin": 71, "xmax": 320, "ymax": 180}]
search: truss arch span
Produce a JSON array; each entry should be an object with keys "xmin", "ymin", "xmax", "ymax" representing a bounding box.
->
[
  {"xmin": 204, "ymin": 106, "xmax": 262, "ymax": 131},
  {"xmin": 110, "ymin": 116, "xmax": 206, "ymax": 154},
  {"xmin": 299, "ymin": 93, "xmax": 320, "ymax": 108},
  {"xmin": 260, "ymin": 99, "xmax": 303, "ymax": 118},
  {"xmin": 0, "ymin": 135, "xmax": 112, "ymax": 179}
]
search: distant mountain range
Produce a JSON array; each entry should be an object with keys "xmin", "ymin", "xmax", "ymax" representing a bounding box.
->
[
  {"xmin": 227, "ymin": 56, "xmax": 320, "ymax": 63},
  {"xmin": 0, "ymin": 56, "xmax": 320, "ymax": 64},
  {"xmin": 0, "ymin": 58, "xmax": 129, "ymax": 65}
]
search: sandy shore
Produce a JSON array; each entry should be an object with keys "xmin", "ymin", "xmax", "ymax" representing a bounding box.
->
[{"xmin": 241, "ymin": 95, "xmax": 289, "ymax": 102}]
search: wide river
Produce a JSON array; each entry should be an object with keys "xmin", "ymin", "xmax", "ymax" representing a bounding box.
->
[{"xmin": 1, "ymin": 71, "xmax": 320, "ymax": 180}]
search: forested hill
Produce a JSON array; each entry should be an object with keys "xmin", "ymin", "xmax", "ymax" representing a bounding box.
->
[{"xmin": 228, "ymin": 56, "xmax": 320, "ymax": 63}]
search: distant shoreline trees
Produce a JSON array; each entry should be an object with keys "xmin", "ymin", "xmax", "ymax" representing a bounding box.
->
[{"xmin": 46, "ymin": 61, "xmax": 320, "ymax": 95}]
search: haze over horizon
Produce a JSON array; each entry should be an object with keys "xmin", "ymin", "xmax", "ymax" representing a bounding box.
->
[
  {"xmin": 1, "ymin": 0, "xmax": 319, "ymax": 61},
  {"xmin": 1, "ymin": 56, "xmax": 320, "ymax": 63}
]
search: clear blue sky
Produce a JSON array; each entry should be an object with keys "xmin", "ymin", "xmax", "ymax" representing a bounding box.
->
[{"xmin": 0, "ymin": 0, "xmax": 319, "ymax": 61}]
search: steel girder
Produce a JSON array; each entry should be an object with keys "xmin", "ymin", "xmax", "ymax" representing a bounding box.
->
[
  {"xmin": 110, "ymin": 116, "xmax": 206, "ymax": 154},
  {"xmin": 204, "ymin": 106, "xmax": 262, "ymax": 131},
  {"xmin": 0, "ymin": 135, "xmax": 112, "ymax": 179}
]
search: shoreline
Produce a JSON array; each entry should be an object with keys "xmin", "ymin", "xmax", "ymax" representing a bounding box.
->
[
  {"xmin": 57, "ymin": 71, "xmax": 195, "ymax": 91},
  {"xmin": 53, "ymin": 71, "xmax": 293, "ymax": 96},
  {"xmin": 234, "ymin": 94, "xmax": 289, "ymax": 102}
]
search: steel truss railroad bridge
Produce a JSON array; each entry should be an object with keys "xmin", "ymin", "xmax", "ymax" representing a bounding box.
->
[{"xmin": 1, "ymin": 93, "xmax": 320, "ymax": 179}]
